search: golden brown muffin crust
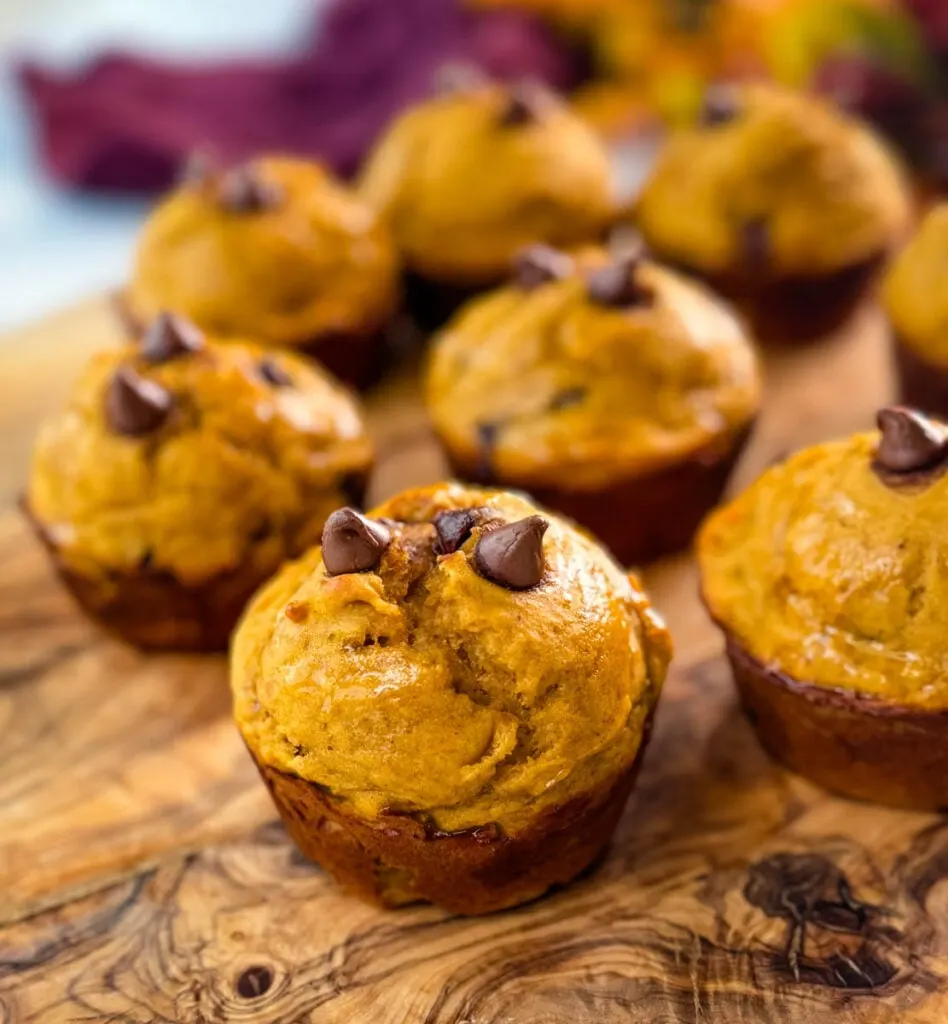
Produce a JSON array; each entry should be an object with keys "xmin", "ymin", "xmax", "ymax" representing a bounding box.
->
[
  {"xmin": 358, "ymin": 82, "xmax": 615, "ymax": 284},
  {"xmin": 884, "ymin": 204, "xmax": 948, "ymax": 367},
  {"xmin": 425, "ymin": 251, "xmax": 760, "ymax": 488},
  {"xmin": 232, "ymin": 483, "xmax": 671, "ymax": 834},
  {"xmin": 126, "ymin": 156, "xmax": 400, "ymax": 348},
  {"xmin": 28, "ymin": 329, "xmax": 373, "ymax": 585},
  {"xmin": 636, "ymin": 83, "xmax": 911, "ymax": 277},
  {"xmin": 699, "ymin": 417, "xmax": 948, "ymax": 709}
]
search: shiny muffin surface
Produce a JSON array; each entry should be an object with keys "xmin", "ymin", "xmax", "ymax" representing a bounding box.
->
[
  {"xmin": 232, "ymin": 482, "xmax": 671, "ymax": 834},
  {"xmin": 699, "ymin": 408, "xmax": 948, "ymax": 709},
  {"xmin": 426, "ymin": 247, "xmax": 760, "ymax": 488},
  {"xmin": 636, "ymin": 83, "xmax": 910, "ymax": 278},
  {"xmin": 358, "ymin": 79, "xmax": 614, "ymax": 284},
  {"xmin": 127, "ymin": 156, "xmax": 400, "ymax": 347},
  {"xmin": 28, "ymin": 316, "xmax": 373, "ymax": 584}
]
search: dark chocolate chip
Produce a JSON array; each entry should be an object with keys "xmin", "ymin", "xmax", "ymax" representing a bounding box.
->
[
  {"xmin": 473, "ymin": 422, "xmax": 500, "ymax": 483},
  {"xmin": 512, "ymin": 245, "xmax": 573, "ymax": 290},
  {"xmin": 435, "ymin": 61, "xmax": 487, "ymax": 95},
  {"xmin": 549, "ymin": 386, "xmax": 586, "ymax": 411},
  {"xmin": 218, "ymin": 166, "xmax": 282, "ymax": 213},
  {"xmin": 499, "ymin": 81, "xmax": 549, "ymax": 126},
  {"xmin": 700, "ymin": 85, "xmax": 740, "ymax": 127},
  {"xmin": 258, "ymin": 358, "xmax": 293, "ymax": 388},
  {"xmin": 608, "ymin": 225, "xmax": 649, "ymax": 265},
  {"xmin": 433, "ymin": 507, "xmax": 484, "ymax": 555},
  {"xmin": 138, "ymin": 549, "xmax": 155, "ymax": 571},
  {"xmin": 473, "ymin": 515, "xmax": 548, "ymax": 590},
  {"xmin": 587, "ymin": 257, "xmax": 651, "ymax": 308},
  {"xmin": 140, "ymin": 313, "xmax": 204, "ymax": 363},
  {"xmin": 321, "ymin": 508, "xmax": 392, "ymax": 576},
  {"xmin": 874, "ymin": 406, "xmax": 948, "ymax": 474},
  {"xmin": 741, "ymin": 219, "xmax": 770, "ymax": 274},
  {"xmin": 178, "ymin": 148, "xmax": 215, "ymax": 188},
  {"xmin": 105, "ymin": 367, "xmax": 174, "ymax": 437}
]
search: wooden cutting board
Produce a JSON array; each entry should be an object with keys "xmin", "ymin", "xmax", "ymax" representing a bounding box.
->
[{"xmin": 3, "ymin": 298, "xmax": 948, "ymax": 1024}]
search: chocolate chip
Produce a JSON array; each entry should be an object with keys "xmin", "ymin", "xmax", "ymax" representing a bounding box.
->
[
  {"xmin": 218, "ymin": 166, "xmax": 282, "ymax": 213},
  {"xmin": 700, "ymin": 85, "xmax": 740, "ymax": 127},
  {"xmin": 473, "ymin": 422, "xmax": 500, "ymax": 483},
  {"xmin": 587, "ymin": 257, "xmax": 651, "ymax": 308},
  {"xmin": 499, "ymin": 81, "xmax": 549, "ymax": 126},
  {"xmin": 105, "ymin": 367, "xmax": 174, "ymax": 437},
  {"xmin": 140, "ymin": 313, "xmax": 204, "ymax": 363},
  {"xmin": 433, "ymin": 507, "xmax": 483, "ymax": 555},
  {"xmin": 435, "ymin": 61, "xmax": 487, "ymax": 95},
  {"xmin": 741, "ymin": 219, "xmax": 769, "ymax": 274},
  {"xmin": 473, "ymin": 515, "xmax": 548, "ymax": 590},
  {"xmin": 874, "ymin": 406, "xmax": 948, "ymax": 474},
  {"xmin": 258, "ymin": 359, "xmax": 293, "ymax": 388},
  {"xmin": 512, "ymin": 245, "xmax": 573, "ymax": 290},
  {"xmin": 321, "ymin": 508, "xmax": 392, "ymax": 576},
  {"xmin": 549, "ymin": 386, "xmax": 586, "ymax": 411},
  {"xmin": 178, "ymin": 148, "xmax": 215, "ymax": 188}
]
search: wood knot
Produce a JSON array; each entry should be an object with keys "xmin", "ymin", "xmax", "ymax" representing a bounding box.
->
[{"xmin": 235, "ymin": 964, "xmax": 274, "ymax": 999}]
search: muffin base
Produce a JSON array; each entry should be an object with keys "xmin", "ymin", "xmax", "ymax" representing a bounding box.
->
[
  {"xmin": 723, "ymin": 634, "xmax": 948, "ymax": 811},
  {"xmin": 403, "ymin": 271, "xmax": 502, "ymax": 335},
  {"xmin": 446, "ymin": 425, "xmax": 753, "ymax": 566},
  {"xmin": 23, "ymin": 484, "xmax": 366, "ymax": 651},
  {"xmin": 250, "ymin": 714, "xmax": 654, "ymax": 915},
  {"xmin": 892, "ymin": 334, "xmax": 948, "ymax": 419},
  {"xmin": 111, "ymin": 290, "xmax": 392, "ymax": 391},
  {"xmin": 697, "ymin": 253, "xmax": 885, "ymax": 346}
]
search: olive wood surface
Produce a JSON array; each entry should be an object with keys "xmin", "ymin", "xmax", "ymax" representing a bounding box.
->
[{"xmin": 3, "ymin": 299, "xmax": 948, "ymax": 1023}]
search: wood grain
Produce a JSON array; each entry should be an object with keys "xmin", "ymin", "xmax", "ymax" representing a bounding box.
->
[{"xmin": 3, "ymin": 298, "xmax": 948, "ymax": 1023}]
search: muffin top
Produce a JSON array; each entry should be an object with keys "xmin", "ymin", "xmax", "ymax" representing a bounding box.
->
[
  {"xmin": 28, "ymin": 315, "xmax": 373, "ymax": 585},
  {"xmin": 231, "ymin": 482, "xmax": 671, "ymax": 833},
  {"xmin": 883, "ymin": 204, "xmax": 948, "ymax": 366},
  {"xmin": 635, "ymin": 83, "xmax": 910, "ymax": 278},
  {"xmin": 126, "ymin": 156, "xmax": 400, "ymax": 347},
  {"xmin": 425, "ymin": 246, "xmax": 760, "ymax": 489},
  {"xmin": 358, "ymin": 76, "xmax": 614, "ymax": 284},
  {"xmin": 699, "ymin": 407, "xmax": 948, "ymax": 709}
]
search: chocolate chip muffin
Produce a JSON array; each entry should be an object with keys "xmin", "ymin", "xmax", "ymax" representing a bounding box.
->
[
  {"xmin": 232, "ymin": 482, "xmax": 671, "ymax": 914},
  {"xmin": 698, "ymin": 407, "xmax": 948, "ymax": 809},
  {"xmin": 25, "ymin": 314, "xmax": 374, "ymax": 650},
  {"xmin": 883, "ymin": 204, "xmax": 948, "ymax": 417},
  {"xmin": 358, "ymin": 71, "xmax": 614, "ymax": 330},
  {"xmin": 123, "ymin": 156, "xmax": 400, "ymax": 388},
  {"xmin": 635, "ymin": 83, "xmax": 912, "ymax": 344},
  {"xmin": 425, "ymin": 245, "xmax": 760, "ymax": 565}
]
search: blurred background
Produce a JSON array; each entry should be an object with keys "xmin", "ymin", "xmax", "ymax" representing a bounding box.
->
[{"xmin": 2, "ymin": 0, "xmax": 946, "ymax": 332}]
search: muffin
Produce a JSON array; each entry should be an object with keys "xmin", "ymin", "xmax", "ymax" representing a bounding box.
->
[
  {"xmin": 358, "ymin": 72, "xmax": 615, "ymax": 330},
  {"xmin": 425, "ymin": 245, "xmax": 761, "ymax": 565},
  {"xmin": 883, "ymin": 204, "xmax": 948, "ymax": 417},
  {"xmin": 231, "ymin": 482, "xmax": 671, "ymax": 914},
  {"xmin": 635, "ymin": 83, "xmax": 912, "ymax": 344},
  {"xmin": 25, "ymin": 314, "xmax": 374, "ymax": 651},
  {"xmin": 123, "ymin": 155, "xmax": 401, "ymax": 388},
  {"xmin": 698, "ymin": 406, "xmax": 948, "ymax": 810}
]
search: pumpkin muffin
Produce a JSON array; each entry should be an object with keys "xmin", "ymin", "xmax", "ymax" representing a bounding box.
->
[
  {"xmin": 232, "ymin": 482, "xmax": 671, "ymax": 914},
  {"xmin": 123, "ymin": 155, "xmax": 400, "ymax": 388},
  {"xmin": 635, "ymin": 83, "xmax": 912, "ymax": 344},
  {"xmin": 358, "ymin": 71, "xmax": 615, "ymax": 330},
  {"xmin": 25, "ymin": 314, "xmax": 374, "ymax": 651},
  {"xmin": 883, "ymin": 204, "xmax": 948, "ymax": 417},
  {"xmin": 698, "ymin": 406, "xmax": 948, "ymax": 810},
  {"xmin": 425, "ymin": 245, "xmax": 761, "ymax": 565}
]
